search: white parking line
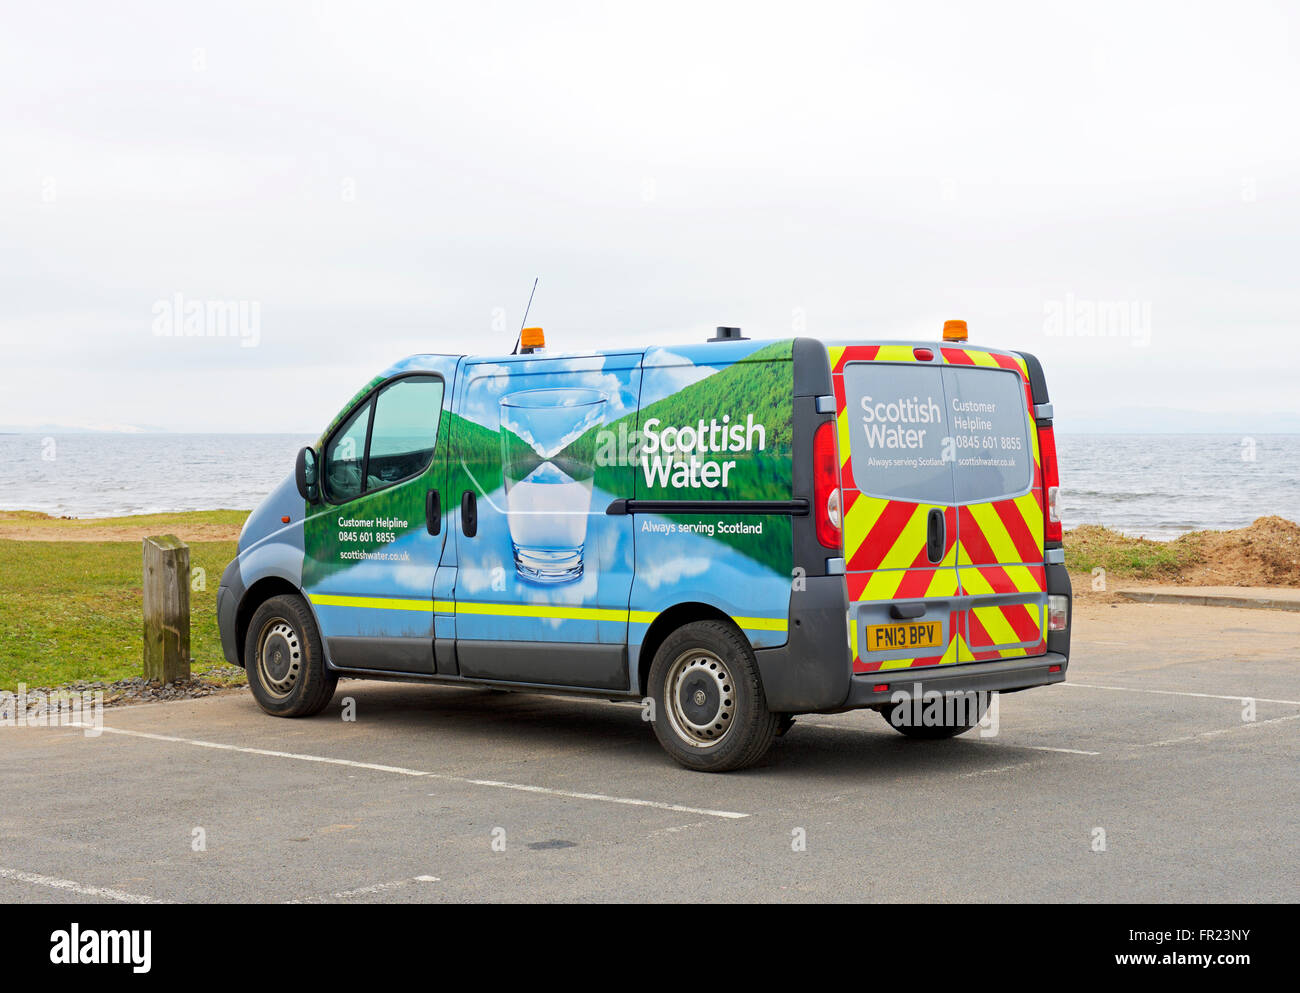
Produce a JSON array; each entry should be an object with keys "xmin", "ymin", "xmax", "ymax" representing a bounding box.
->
[
  {"xmin": 290, "ymin": 875, "xmax": 441, "ymax": 903},
  {"xmin": 1143, "ymin": 712, "xmax": 1300, "ymax": 748},
  {"xmin": 960, "ymin": 761, "xmax": 1046, "ymax": 778},
  {"xmin": 806, "ymin": 722, "xmax": 1100, "ymax": 755},
  {"xmin": 647, "ymin": 821, "xmax": 710, "ymax": 837},
  {"xmin": 0, "ymin": 866, "xmax": 166, "ymax": 904},
  {"xmin": 1063, "ymin": 682, "xmax": 1300, "ymax": 707},
  {"xmin": 434, "ymin": 780, "xmax": 745, "ymax": 818},
  {"xmin": 75, "ymin": 724, "xmax": 749, "ymax": 820},
  {"xmin": 977, "ymin": 742, "xmax": 1100, "ymax": 756}
]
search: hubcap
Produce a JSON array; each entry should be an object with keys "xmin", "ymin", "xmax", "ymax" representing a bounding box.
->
[
  {"xmin": 257, "ymin": 619, "xmax": 301, "ymax": 698},
  {"xmin": 664, "ymin": 649, "xmax": 735, "ymax": 748}
]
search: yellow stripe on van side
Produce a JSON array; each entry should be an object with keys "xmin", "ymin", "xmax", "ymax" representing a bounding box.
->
[
  {"xmin": 733, "ymin": 615, "xmax": 788, "ymax": 632},
  {"xmin": 308, "ymin": 593, "xmax": 436, "ymax": 612},
  {"xmin": 309, "ymin": 595, "xmax": 785, "ymax": 634},
  {"xmin": 454, "ymin": 601, "xmax": 631, "ymax": 622}
]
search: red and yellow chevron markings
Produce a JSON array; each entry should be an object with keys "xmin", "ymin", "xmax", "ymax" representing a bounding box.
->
[{"xmin": 831, "ymin": 340, "xmax": 1048, "ymax": 671}]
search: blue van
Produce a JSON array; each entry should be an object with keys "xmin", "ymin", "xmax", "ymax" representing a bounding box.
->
[{"xmin": 218, "ymin": 325, "xmax": 1071, "ymax": 771}]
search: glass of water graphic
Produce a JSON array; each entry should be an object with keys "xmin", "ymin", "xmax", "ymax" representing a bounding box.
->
[{"xmin": 499, "ymin": 389, "xmax": 608, "ymax": 583}]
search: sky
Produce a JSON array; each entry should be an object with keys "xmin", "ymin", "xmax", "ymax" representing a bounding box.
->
[{"xmin": 2, "ymin": 0, "xmax": 1298, "ymax": 434}]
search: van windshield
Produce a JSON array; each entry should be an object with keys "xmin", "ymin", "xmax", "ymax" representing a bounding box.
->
[{"xmin": 841, "ymin": 361, "xmax": 1032, "ymax": 505}]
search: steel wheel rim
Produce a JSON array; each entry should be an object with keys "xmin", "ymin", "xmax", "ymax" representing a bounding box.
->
[
  {"xmin": 257, "ymin": 619, "xmax": 301, "ymax": 698},
  {"xmin": 664, "ymin": 648, "xmax": 735, "ymax": 748}
]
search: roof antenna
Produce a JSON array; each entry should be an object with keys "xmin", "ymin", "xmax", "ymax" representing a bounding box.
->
[{"xmin": 511, "ymin": 277, "xmax": 539, "ymax": 355}]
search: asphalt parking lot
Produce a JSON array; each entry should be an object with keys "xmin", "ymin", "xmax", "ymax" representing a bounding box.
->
[{"xmin": 2, "ymin": 600, "xmax": 1297, "ymax": 903}]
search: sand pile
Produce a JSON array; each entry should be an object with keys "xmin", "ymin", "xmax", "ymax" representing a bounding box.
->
[
  {"xmin": 1171, "ymin": 515, "xmax": 1300, "ymax": 587},
  {"xmin": 1067, "ymin": 516, "xmax": 1300, "ymax": 589}
]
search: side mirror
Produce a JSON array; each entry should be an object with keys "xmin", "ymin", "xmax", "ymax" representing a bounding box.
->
[{"xmin": 295, "ymin": 446, "xmax": 320, "ymax": 503}]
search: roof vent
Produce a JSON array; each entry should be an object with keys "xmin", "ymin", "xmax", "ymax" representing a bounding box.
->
[{"xmin": 708, "ymin": 326, "xmax": 748, "ymax": 342}]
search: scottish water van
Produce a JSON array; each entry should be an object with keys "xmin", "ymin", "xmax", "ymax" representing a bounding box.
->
[{"xmin": 218, "ymin": 322, "xmax": 1071, "ymax": 771}]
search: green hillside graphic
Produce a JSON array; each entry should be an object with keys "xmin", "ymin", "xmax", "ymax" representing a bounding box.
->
[
  {"xmin": 598, "ymin": 339, "xmax": 795, "ymax": 574},
  {"xmin": 634, "ymin": 339, "xmax": 795, "ymax": 465},
  {"xmin": 305, "ymin": 340, "xmax": 798, "ymax": 584}
]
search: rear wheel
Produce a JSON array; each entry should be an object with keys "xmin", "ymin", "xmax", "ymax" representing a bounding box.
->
[
  {"xmin": 648, "ymin": 620, "xmax": 780, "ymax": 772},
  {"xmin": 880, "ymin": 695, "xmax": 988, "ymax": 739},
  {"xmin": 244, "ymin": 594, "xmax": 336, "ymax": 717}
]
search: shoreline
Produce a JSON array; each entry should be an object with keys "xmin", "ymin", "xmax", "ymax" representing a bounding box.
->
[{"xmin": 2, "ymin": 508, "xmax": 1296, "ymax": 589}]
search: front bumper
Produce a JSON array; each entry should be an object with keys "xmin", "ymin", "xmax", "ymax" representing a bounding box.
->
[
  {"xmin": 843, "ymin": 652, "xmax": 1068, "ymax": 709},
  {"xmin": 217, "ymin": 558, "xmax": 244, "ymax": 667}
]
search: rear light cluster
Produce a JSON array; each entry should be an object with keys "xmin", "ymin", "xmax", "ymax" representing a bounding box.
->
[
  {"xmin": 1048, "ymin": 595, "xmax": 1069, "ymax": 631},
  {"xmin": 1038, "ymin": 422, "xmax": 1062, "ymax": 543},
  {"xmin": 813, "ymin": 420, "xmax": 842, "ymax": 550}
]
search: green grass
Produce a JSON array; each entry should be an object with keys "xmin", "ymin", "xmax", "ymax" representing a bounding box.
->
[
  {"xmin": 0, "ymin": 537, "xmax": 245, "ymax": 688},
  {"xmin": 0, "ymin": 509, "xmax": 248, "ymax": 533},
  {"xmin": 1064, "ymin": 525, "xmax": 1198, "ymax": 580}
]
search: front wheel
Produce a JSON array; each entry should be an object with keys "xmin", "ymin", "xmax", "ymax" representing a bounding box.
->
[
  {"xmin": 648, "ymin": 620, "xmax": 780, "ymax": 772},
  {"xmin": 244, "ymin": 594, "xmax": 337, "ymax": 717}
]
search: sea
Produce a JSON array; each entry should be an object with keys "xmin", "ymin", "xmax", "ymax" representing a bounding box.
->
[{"xmin": 0, "ymin": 432, "xmax": 1296, "ymax": 540}]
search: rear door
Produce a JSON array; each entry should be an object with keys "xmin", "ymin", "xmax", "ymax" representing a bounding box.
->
[
  {"xmin": 830, "ymin": 343, "xmax": 1046, "ymax": 674},
  {"xmin": 940, "ymin": 348, "xmax": 1047, "ymax": 662},
  {"xmin": 831, "ymin": 345, "xmax": 960, "ymax": 674}
]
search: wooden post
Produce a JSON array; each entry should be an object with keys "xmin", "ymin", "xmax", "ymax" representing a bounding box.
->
[{"xmin": 142, "ymin": 535, "xmax": 191, "ymax": 683}]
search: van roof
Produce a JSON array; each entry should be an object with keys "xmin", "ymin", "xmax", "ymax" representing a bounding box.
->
[{"xmin": 380, "ymin": 337, "xmax": 1031, "ymax": 377}]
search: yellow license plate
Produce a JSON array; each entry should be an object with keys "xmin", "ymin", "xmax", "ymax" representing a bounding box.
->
[{"xmin": 865, "ymin": 620, "xmax": 943, "ymax": 652}]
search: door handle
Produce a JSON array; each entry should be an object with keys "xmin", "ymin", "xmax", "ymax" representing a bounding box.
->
[
  {"xmin": 926, "ymin": 508, "xmax": 946, "ymax": 564},
  {"xmin": 890, "ymin": 602, "xmax": 926, "ymax": 620},
  {"xmin": 425, "ymin": 489, "xmax": 441, "ymax": 535},
  {"xmin": 461, "ymin": 490, "xmax": 478, "ymax": 538}
]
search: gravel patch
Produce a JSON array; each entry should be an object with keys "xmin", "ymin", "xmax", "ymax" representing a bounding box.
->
[{"xmin": 3, "ymin": 667, "xmax": 248, "ymax": 718}]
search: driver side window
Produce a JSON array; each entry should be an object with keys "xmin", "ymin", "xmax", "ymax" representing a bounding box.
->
[
  {"xmin": 323, "ymin": 401, "xmax": 371, "ymax": 504},
  {"xmin": 368, "ymin": 376, "xmax": 443, "ymax": 486},
  {"xmin": 322, "ymin": 375, "xmax": 444, "ymax": 504}
]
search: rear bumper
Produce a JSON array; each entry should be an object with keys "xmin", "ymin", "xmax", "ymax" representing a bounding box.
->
[
  {"xmin": 841, "ymin": 652, "xmax": 1068, "ymax": 710},
  {"xmin": 754, "ymin": 565, "xmax": 1072, "ymax": 713}
]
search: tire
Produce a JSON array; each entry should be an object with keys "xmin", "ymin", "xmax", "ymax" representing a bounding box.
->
[
  {"xmin": 880, "ymin": 694, "xmax": 987, "ymax": 740},
  {"xmin": 244, "ymin": 594, "xmax": 337, "ymax": 718},
  {"xmin": 648, "ymin": 620, "xmax": 780, "ymax": 772}
]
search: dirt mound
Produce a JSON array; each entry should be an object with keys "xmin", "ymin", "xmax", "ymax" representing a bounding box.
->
[
  {"xmin": 1066, "ymin": 516, "xmax": 1300, "ymax": 591},
  {"xmin": 1171, "ymin": 515, "xmax": 1300, "ymax": 587}
]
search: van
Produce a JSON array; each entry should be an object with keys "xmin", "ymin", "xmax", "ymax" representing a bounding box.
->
[{"xmin": 217, "ymin": 322, "xmax": 1072, "ymax": 771}]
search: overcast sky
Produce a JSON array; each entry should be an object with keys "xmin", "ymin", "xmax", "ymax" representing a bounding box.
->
[{"xmin": 2, "ymin": 0, "xmax": 1297, "ymax": 434}]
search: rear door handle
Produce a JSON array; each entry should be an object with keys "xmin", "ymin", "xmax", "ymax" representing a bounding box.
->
[
  {"xmin": 926, "ymin": 508, "xmax": 946, "ymax": 564},
  {"xmin": 890, "ymin": 603, "xmax": 926, "ymax": 620},
  {"xmin": 461, "ymin": 490, "xmax": 477, "ymax": 538},
  {"xmin": 425, "ymin": 489, "xmax": 441, "ymax": 535}
]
